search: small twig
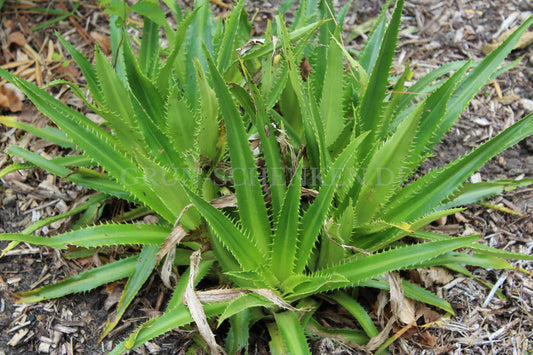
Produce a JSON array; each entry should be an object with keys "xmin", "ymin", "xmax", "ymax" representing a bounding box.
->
[{"xmin": 482, "ymin": 272, "xmax": 508, "ymax": 307}]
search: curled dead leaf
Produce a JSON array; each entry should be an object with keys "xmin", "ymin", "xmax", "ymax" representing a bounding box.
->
[
  {"xmin": 90, "ymin": 31, "xmax": 111, "ymax": 55},
  {"xmin": 482, "ymin": 29, "xmax": 533, "ymax": 55},
  {"xmin": 385, "ymin": 272, "xmax": 416, "ymax": 325},
  {"xmin": 417, "ymin": 331, "xmax": 437, "ymax": 347},
  {"xmin": 418, "ymin": 267, "xmax": 454, "ymax": 288},
  {"xmin": 7, "ymin": 32, "xmax": 26, "ymax": 48},
  {"xmin": 0, "ymin": 86, "xmax": 22, "ymax": 112},
  {"xmin": 416, "ymin": 303, "xmax": 441, "ymax": 324}
]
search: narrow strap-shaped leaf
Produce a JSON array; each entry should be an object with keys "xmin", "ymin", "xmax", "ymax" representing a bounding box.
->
[
  {"xmin": 392, "ymin": 61, "xmax": 469, "ymax": 129},
  {"xmin": 194, "ymin": 57, "xmax": 220, "ymax": 164},
  {"xmin": 314, "ymin": 236, "xmax": 478, "ymax": 294},
  {"xmin": 327, "ymin": 291, "xmax": 379, "ymax": 338},
  {"xmin": 7, "ymin": 145, "xmax": 133, "ymax": 200},
  {"xmin": 202, "ymin": 43, "xmax": 272, "ymax": 254},
  {"xmin": 274, "ymin": 311, "xmax": 312, "ymax": 355},
  {"xmin": 242, "ymin": 65, "xmax": 286, "ymax": 221},
  {"xmin": 438, "ymin": 16, "xmax": 533, "ymax": 144},
  {"xmin": 305, "ymin": 318, "xmax": 368, "ymax": 345},
  {"xmin": 226, "ymin": 309, "xmax": 252, "ymax": 355},
  {"xmin": 57, "ymin": 33, "xmax": 104, "ymax": 104},
  {"xmin": 438, "ymin": 179, "xmax": 533, "ymax": 211},
  {"xmin": 183, "ymin": 0, "xmax": 214, "ymax": 107},
  {"xmin": 412, "ymin": 251, "xmax": 512, "ymax": 270},
  {"xmin": 359, "ymin": 277, "xmax": 454, "ymax": 314},
  {"xmin": 309, "ymin": 0, "xmax": 336, "ymax": 100},
  {"xmin": 165, "ymin": 89, "xmax": 197, "ymax": 154},
  {"xmin": 138, "ymin": 17, "xmax": 160, "ymax": 79},
  {"xmin": 94, "ymin": 47, "xmax": 143, "ymax": 150},
  {"xmin": 129, "ymin": 93, "xmax": 183, "ymax": 168},
  {"xmin": 15, "ymin": 256, "xmax": 138, "ymax": 303},
  {"xmin": 320, "ymin": 26, "xmax": 346, "ymax": 147},
  {"xmin": 122, "ymin": 35, "xmax": 166, "ymax": 128},
  {"xmin": 357, "ymin": 0, "xmax": 404, "ymax": 150},
  {"xmin": 353, "ymin": 99, "xmax": 424, "ymax": 226},
  {"xmin": 156, "ymin": 7, "xmax": 199, "ymax": 96},
  {"xmin": 414, "ymin": 230, "xmax": 533, "ymax": 261},
  {"xmin": 217, "ymin": 0, "xmax": 245, "ymax": 73},
  {"xmin": 183, "ymin": 186, "xmax": 272, "ymax": 284},
  {"xmin": 404, "ymin": 60, "xmax": 471, "ymax": 171},
  {"xmin": 272, "ymin": 163, "xmax": 302, "ymax": 281},
  {"xmin": 131, "ymin": 1, "xmax": 174, "ymax": 43},
  {"xmin": 383, "ymin": 112, "xmax": 533, "ymax": 223},
  {"xmin": 21, "ymin": 193, "xmax": 109, "ymax": 235},
  {"xmin": 0, "ymin": 115, "xmax": 75, "ymax": 149},
  {"xmin": 100, "ymin": 244, "xmax": 160, "ymax": 340},
  {"xmin": 241, "ymin": 20, "xmax": 325, "ymax": 61},
  {"xmin": 0, "ymin": 223, "xmax": 170, "ymax": 249},
  {"xmin": 357, "ymin": 0, "xmax": 394, "ymax": 74},
  {"xmin": 218, "ymin": 293, "xmax": 273, "ymax": 326},
  {"xmin": 294, "ymin": 132, "xmax": 368, "ymax": 274},
  {"xmin": 108, "ymin": 302, "xmax": 228, "ymax": 355}
]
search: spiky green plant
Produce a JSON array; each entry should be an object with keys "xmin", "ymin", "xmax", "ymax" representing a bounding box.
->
[{"xmin": 1, "ymin": 0, "xmax": 532, "ymax": 353}]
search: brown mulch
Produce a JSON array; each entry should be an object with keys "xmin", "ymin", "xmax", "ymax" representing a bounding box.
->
[{"xmin": 0, "ymin": 0, "xmax": 532, "ymax": 354}]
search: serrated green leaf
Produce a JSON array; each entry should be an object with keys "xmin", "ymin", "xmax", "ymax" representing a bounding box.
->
[
  {"xmin": 217, "ymin": 0, "xmax": 245, "ymax": 73},
  {"xmin": 357, "ymin": 0, "xmax": 404, "ymax": 155},
  {"xmin": 320, "ymin": 26, "xmax": 345, "ymax": 147},
  {"xmin": 202, "ymin": 43, "xmax": 271, "ymax": 254},
  {"xmin": 0, "ymin": 115, "xmax": 75, "ymax": 149},
  {"xmin": 357, "ymin": 0, "xmax": 394, "ymax": 74},
  {"xmin": 218, "ymin": 293, "xmax": 272, "ymax": 326},
  {"xmin": 156, "ymin": 7, "xmax": 198, "ymax": 96},
  {"xmin": 122, "ymin": 35, "xmax": 166, "ymax": 128},
  {"xmin": 272, "ymin": 163, "xmax": 302, "ymax": 281},
  {"xmin": 313, "ymin": 236, "xmax": 478, "ymax": 295},
  {"xmin": 439, "ymin": 179, "xmax": 533, "ymax": 211},
  {"xmin": 100, "ymin": 244, "xmax": 160, "ymax": 340},
  {"xmin": 414, "ymin": 230, "xmax": 533, "ymax": 261},
  {"xmin": 360, "ymin": 277, "xmax": 454, "ymax": 314},
  {"xmin": 274, "ymin": 311, "xmax": 311, "ymax": 355},
  {"xmin": 183, "ymin": 186, "xmax": 273, "ymax": 286},
  {"xmin": 327, "ymin": 291, "xmax": 379, "ymax": 337},
  {"xmin": 7, "ymin": 145, "xmax": 132, "ymax": 200},
  {"xmin": 108, "ymin": 302, "xmax": 227, "ymax": 354},
  {"xmin": 384, "ymin": 112, "xmax": 533, "ymax": 223},
  {"xmin": 295, "ymin": 132, "xmax": 368, "ymax": 274},
  {"xmin": 242, "ymin": 65, "xmax": 286, "ymax": 222},
  {"xmin": 353, "ymin": 98, "xmax": 424, "ymax": 225},
  {"xmin": 0, "ymin": 223, "xmax": 170, "ymax": 249},
  {"xmin": 16, "ymin": 256, "xmax": 138, "ymax": 303}
]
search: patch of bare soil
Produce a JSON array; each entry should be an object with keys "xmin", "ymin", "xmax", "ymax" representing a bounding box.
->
[{"xmin": 0, "ymin": 0, "xmax": 532, "ymax": 354}]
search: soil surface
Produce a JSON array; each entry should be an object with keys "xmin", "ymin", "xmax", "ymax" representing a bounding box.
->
[{"xmin": 0, "ymin": 0, "xmax": 532, "ymax": 354}]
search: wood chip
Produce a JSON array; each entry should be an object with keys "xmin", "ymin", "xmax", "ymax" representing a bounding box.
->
[
  {"xmin": 52, "ymin": 324, "xmax": 78, "ymax": 334},
  {"xmin": 7, "ymin": 328, "xmax": 28, "ymax": 346}
]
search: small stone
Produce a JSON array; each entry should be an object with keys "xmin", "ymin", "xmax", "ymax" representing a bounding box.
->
[{"xmin": 521, "ymin": 98, "xmax": 533, "ymax": 111}]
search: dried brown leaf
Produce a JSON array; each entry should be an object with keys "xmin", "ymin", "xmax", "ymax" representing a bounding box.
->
[
  {"xmin": 90, "ymin": 31, "xmax": 111, "ymax": 55},
  {"xmin": 365, "ymin": 316, "xmax": 395, "ymax": 351},
  {"xmin": 183, "ymin": 250, "xmax": 223, "ymax": 355},
  {"xmin": 0, "ymin": 86, "xmax": 22, "ymax": 112},
  {"xmin": 7, "ymin": 32, "xmax": 26, "ymax": 48},
  {"xmin": 417, "ymin": 331, "xmax": 437, "ymax": 347},
  {"xmin": 385, "ymin": 272, "xmax": 416, "ymax": 325},
  {"xmin": 416, "ymin": 303, "xmax": 441, "ymax": 324},
  {"xmin": 482, "ymin": 29, "xmax": 533, "ymax": 55},
  {"xmin": 418, "ymin": 267, "xmax": 454, "ymax": 288}
]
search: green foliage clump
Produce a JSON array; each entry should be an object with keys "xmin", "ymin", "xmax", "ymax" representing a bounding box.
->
[{"xmin": 1, "ymin": 0, "xmax": 532, "ymax": 353}]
